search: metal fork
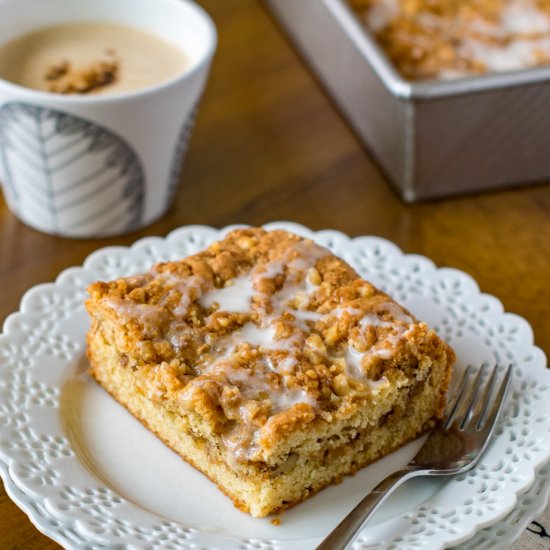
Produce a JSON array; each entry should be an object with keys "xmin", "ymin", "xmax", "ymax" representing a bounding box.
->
[{"xmin": 316, "ymin": 363, "xmax": 512, "ymax": 550}]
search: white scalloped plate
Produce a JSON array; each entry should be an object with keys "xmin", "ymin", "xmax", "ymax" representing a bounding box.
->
[
  {"xmin": 0, "ymin": 222, "xmax": 549, "ymax": 550},
  {"xmin": 456, "ymin": 459, "xmax": 550, "ymax": 550}
]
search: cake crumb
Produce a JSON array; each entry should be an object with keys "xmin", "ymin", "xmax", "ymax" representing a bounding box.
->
[
  {"xmin": 45, "ymin": 54, "xmax": 119, "ymax": 95},
  {"xmin": 271, "ymin": 518, "xmax": 281, "ymax": 526},
  {"xmin": 44, "ymin": 60, "xmax": 69, "ymax": 81}
]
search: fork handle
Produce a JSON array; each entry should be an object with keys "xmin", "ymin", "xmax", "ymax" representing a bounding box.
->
[{"xmin": 315, "ymin": 468, "xmax": 420, "ymax": 550}]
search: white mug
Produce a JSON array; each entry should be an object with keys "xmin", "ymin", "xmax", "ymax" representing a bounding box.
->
[{"xmin": 0, "ymin": 0, "xmax": 216, "ymax": 238}]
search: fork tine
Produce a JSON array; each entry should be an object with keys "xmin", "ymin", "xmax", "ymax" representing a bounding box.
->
[
  {"xmin": 457, "ymin": 364, "xmax": 489, "ymax": 430},
  {"xmin": 443, "ymin": 365, "xmax": 472, "ymax": 428},
  {"xmin": 445, "ymin": 365, "xmax": 471, "ymax": 408},
  {"xmin": 478, "ymin": 365, "xmax": 513, "ymax": 436},
  {"xmin": 469, "ymin": 364, "xmax": 500, "ymax": 429},
  {"xmin": 457, "ymin": 363, "xmax": 498, "ymax": 430},
  {"xmin": 446, "ymin": 363, "xmax": 487, "ymax": 429}
]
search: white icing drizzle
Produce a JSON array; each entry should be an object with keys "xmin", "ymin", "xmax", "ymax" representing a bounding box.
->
[
  {"xmin": 199, "ymin": 274, "xmax": 255, "ymax": 313},
  {"xmin": 359, "ymin": 303, "xmax": 412, "ymax": 329},
  {"xmin": 290, "ymin": 308, "xmax": 323, "ymax": 325},
  {"xmin": 167, "ymin": 274, "xmax": 207, "ymax": 316},
  {"xmin": 464, "ymin": 37, "xmax": 550, "ymax": 72},
  {"xmin": 253, "ymin": 240, "xmax": 327, "ymax": 324},
  {"xmin": 198, "ymin": 240, "xmax": 329, "ymax": 360},
  {"xmin": 470, "ymin": 18, "xmax": 505, "ymax": 39},
  {"xmin": 238, "ymin": 322, "xmax": 279, "ymax": 349},
  {"xmin": 333, "ymin": 306, "xmax": 363, "ymax": 317},
  {"xmin": 272, "ymin": 387, "xmax": 317, "ymax": 412},
  {"xmin": 193, "ymin": 364, "xmax": 318, "ymax": 460},
  {"xmin": 345, "ymin": 345, "xmax": 364, "ymax": 378},
  {"xmin": 340, "ymin": 302, "xmax": 414, "ymax": 382},
  {"xmin": 365, "ymin": 0, "xmax": 399, "ymax": 32},
  {"xmin": 342, "ymin": 342, "xmax": 394, "ymax": 381},
  {"xmin": 278, "ymin": 355, "xmax": 298, "ymax": 373},
  {"xmin": 217, "ymin": 322, "xmax": 300, "ymax": 357},
  {"xmin": 359, "ymin": 313, "xmax": 393, "ymax": 329},
  {"xmin": 502, "ymin": 0, "xmax": 550, "ymax": 34},
  {"xmin": 105, "ymin": 271, "xmax": 211, "ymax": 321},
  {"xmin": 110, "ymin": 238, "xmax": 421, "ymax": 457},
  {"xmin": 104, "ymin": 298, "xmax": 168, "ymax": 336},
  {"xmin": 254, "ymin": 257, "xmax": 285, "ymax": 282},
  {"xmin": 364, "ymin": 0, "xmax": 550, "ymax": 77}
]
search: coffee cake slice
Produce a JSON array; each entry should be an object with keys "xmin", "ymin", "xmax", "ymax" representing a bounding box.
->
[{"xmin": 85, "ymin": 228, "xmax": 455, "ymax": 517}]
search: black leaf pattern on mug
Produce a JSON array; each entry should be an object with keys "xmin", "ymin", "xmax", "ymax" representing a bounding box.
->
[
  {"xmin": 165, "ymin": 104, "xmax": 199, "ymax": 209},
  {"xmin": 0, "ymin": 102, "xmax": 145, "ymax": 236}
]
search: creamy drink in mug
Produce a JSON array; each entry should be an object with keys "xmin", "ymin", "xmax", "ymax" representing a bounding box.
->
[{"xmin": 0, "ymin": 0, "xmax": 216, "ymax": 238}]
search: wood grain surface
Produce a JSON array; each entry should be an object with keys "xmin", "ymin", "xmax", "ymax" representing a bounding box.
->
[{"xmin": 0, "ymin": 1, "xmax": 549, "ymax": 547}]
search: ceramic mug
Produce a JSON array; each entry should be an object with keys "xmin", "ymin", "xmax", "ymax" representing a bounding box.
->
[{"xmin": 0, "ymin": 0, "xmax": 216, "ymax": 238}]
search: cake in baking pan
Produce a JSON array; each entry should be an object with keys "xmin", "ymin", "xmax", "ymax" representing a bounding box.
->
[{"xmin": 349, "ymin": 0, "xmax": 550, "ymax": 80}]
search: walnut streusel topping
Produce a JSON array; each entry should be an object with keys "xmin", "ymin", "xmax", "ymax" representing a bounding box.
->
[
  {"xmin": 45, "ymin": 53, "xmax": 119, "ymax": 94},
  {"xmin": 87, "ymin": 228, "xmax": 452, "ymax": 460}
]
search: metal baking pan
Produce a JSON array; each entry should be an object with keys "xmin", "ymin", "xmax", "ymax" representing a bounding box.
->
[{"xmin": 265, "ymin": 0, "xmax": 550, "ymax": 201}]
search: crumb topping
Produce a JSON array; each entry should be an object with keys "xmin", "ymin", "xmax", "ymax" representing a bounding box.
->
[
  {"xmin": 87, "ymin": 228, "xmax": 452, "ymax": 460},
  {"xmin": 349, "ymin": 0, "xmax": 550, "ymax": 80},
  {"xmin": 45, "ymin": 51, "xmax": 119, "ymax": 94}
]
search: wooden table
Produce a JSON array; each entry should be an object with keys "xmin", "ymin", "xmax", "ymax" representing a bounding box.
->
[{"xmin": 0, "ymin": 1, "xmax": 549, "ymax": 547}]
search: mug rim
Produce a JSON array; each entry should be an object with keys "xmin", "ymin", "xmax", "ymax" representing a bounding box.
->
[{"xmin": 0, "ymin": 0, "xmax": 217, "ymax": 104}]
